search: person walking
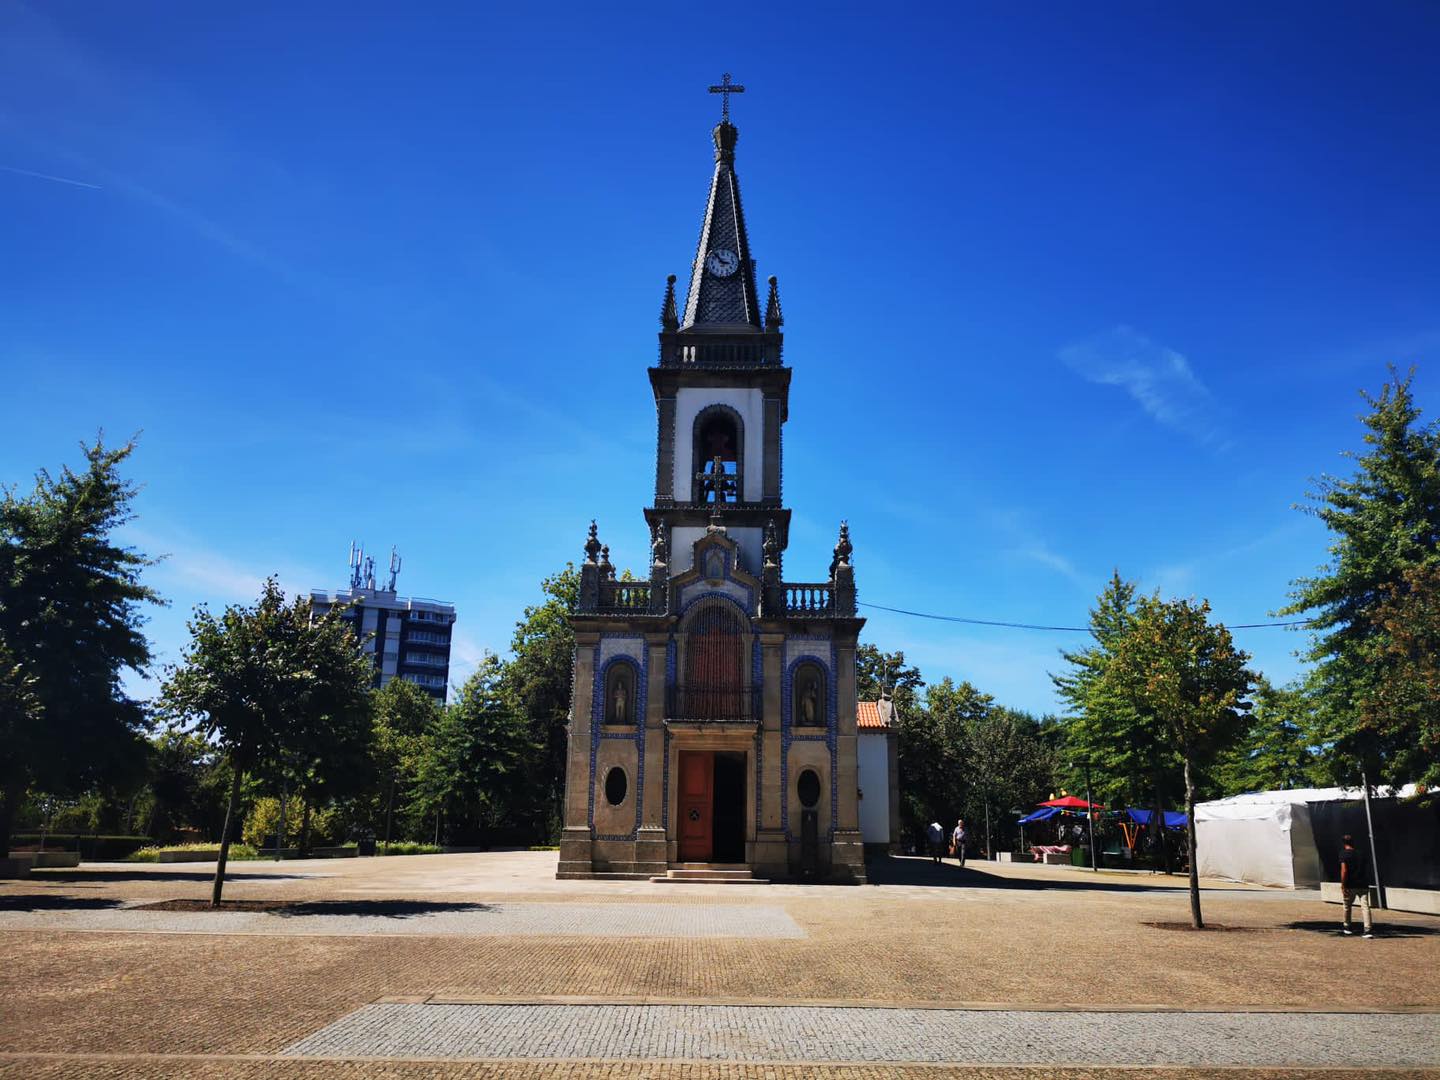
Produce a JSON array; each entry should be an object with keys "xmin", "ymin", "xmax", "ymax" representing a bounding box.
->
[
  {"xmin": 1339, "ymin": 834, "xmax": 1374, "ymax": 938},
  {"xmin": 952, "ymin": 819, "xmax": 967, "ymax": 868},
  {"xmin": 926, "ymin": 821, "xmax": 945, "ymax": 864}
]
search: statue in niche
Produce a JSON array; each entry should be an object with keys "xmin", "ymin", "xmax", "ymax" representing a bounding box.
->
[
  {"xmin": 705, "ymin": 549, "xmax": 725, "ymax": 582},
  {"xmin": 799, "ymin": 674, "xmax": 820, "ymax": 726},
  {"xmin": 609, "ymin": 672, "xmax": 630, "ymax": 724}
]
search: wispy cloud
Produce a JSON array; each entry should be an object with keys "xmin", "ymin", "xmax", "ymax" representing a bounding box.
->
[
  {"xmin": 985, "ymin": 509, "xmax": 1095, "ymax": 593},
  {"xmin": 1060, "ymin": 325, "xmax": 1227, "ymax": 447},
  {"xmin": 0, "ymin": 164, "xmax": 101, "ymax": 189}
]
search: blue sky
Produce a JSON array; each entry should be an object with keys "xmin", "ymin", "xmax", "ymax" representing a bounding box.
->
[{"xmin": 4, "ymin": 2, "xmax": 1439, "ymax": 715}]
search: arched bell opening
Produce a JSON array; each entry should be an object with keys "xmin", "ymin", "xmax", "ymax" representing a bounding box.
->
[{"xmin": 691, "ymin": 405, "xmax": 744, "ymax": 504}]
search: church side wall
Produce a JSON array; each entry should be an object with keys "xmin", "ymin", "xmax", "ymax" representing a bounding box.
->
[{"xmin": 673, "ymin": 387, "xmax": 765, "ymax": 502}]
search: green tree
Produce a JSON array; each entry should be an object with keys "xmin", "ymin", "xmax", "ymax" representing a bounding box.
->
[
  {"xmin": 1365, "ymin": 562, "xmax": 1440, "ymax": 786},
  {"xmin": 495, "ymin": 565, "xmax": 578, "ymax": 838},
  {"xmin": 962, "ymin": 706, "xmax": 1059, "ymax": 855},
  {"xmin": 855, "ymin": 643, "xmax": 924, "ymax": 715},
  {"xmin": 1211, "ymin": 679, "xmax": 1319, "ymax": 795},
  {"xmin": 1099, "ymin": 596, "xmax": 1255, "ymax": 928},
  {"xmin": 371, "ymin": 677, "xmax": 441, "ymax": 848},
  {"xmin": 1053, "ymin": 572, "xmax": 1183, "ymax": 868},
  {"xmin": 0, "ymin": 437, "xmax": 162, "ymax": 856},
  {"xmin": 160, "ymin": 579, "xmax": 373, "ymax": 905},
  {"xmin": 410, "ymin": 655, "xmax": 535, "ymax": 842},
  {"xmin": 1282, "ymin": 368, "xmax": 1440, "ymax": 787}
]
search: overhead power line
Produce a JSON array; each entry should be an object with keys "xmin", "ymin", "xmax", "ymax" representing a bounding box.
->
[{"xmin": 857, "ymin": 601, "xmax": 1316, "ymax": 633}]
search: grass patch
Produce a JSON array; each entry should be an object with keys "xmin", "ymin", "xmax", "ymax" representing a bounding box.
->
[{"xmin": 529, "ymin": 845, "xmax": 560, "ymax": 851}]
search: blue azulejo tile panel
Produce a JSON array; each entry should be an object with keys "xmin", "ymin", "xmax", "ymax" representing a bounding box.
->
[{"xmin": 589, "ymin": 637, "xmax": 647, "ymax": 842}]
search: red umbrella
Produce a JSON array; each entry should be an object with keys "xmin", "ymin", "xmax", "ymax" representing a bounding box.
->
[{"xmin": 1039, "ymin": 795, "xmax": 1104, "ymax": 810}]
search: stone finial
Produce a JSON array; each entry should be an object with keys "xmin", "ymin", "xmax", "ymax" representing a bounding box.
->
[
  {"xmin": 833, "ymin": 520, "xmax": 853, "ymax": 567},
  {"xmin": 599, "ymin": 545, "xmax": 614, "ymax": 580},
  {"xmin": 706, "ymin": 505, "xmax": 726, "ymax": 534},
  {"xmin": 764, "ymin": 275, "xmax": 784, "ymax": 332},
  {"xmin": 584, "ymin": 520, "xmax": 602, "ymax": 564},
  {"xmin": 762, "ymin": 519, "xmax": 781, "ymax": 581},
  {"xmin": 660, "ymin": 274, "xmax": 679, "ymax": 331},
  {"xmin": 651, "ymin": 518, "xmax": 669, "ymax": 568}
]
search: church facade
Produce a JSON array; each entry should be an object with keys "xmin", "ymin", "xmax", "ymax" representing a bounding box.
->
[{"xmin": 556, "ymin": 108, "xmax": 866, "ymax": 884}]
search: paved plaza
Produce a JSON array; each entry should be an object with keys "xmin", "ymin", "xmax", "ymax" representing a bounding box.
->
[{"xmin": 3, "ymin": 850, "xmax": 1438, "ymax": 1078}]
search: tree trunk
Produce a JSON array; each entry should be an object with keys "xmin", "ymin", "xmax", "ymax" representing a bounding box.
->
[
  {"xmin": 0, "ymin": 778, "xmax": 22, "ymax": 858},
  {"xmin": 1183, "ymin": 755, "xmax": 1202, "ymax": 929},
  {"xmin": 299, "ymin": 797, "xmax": 313, "ymax": 857},
  {"xmin": 212, "ymin": 762, "xmax": 244, "ymax": 908},
  {"xmin": 384, "ymin": 774, "xmax": 396, "ymax": 853}
]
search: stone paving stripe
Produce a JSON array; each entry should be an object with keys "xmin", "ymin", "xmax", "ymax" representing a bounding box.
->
[
  {"xmin": 0, "ymin": 902, "xmax": 803, "ymax": 939},
  {"xmin": 282, "ymin": 1003, "xmax": 1440, "ymax": 1068}
]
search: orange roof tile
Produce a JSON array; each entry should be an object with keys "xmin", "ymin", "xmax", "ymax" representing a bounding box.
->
[{"xmin": 857, "ymin": 700, "xmax": 889, "ymax": 731}]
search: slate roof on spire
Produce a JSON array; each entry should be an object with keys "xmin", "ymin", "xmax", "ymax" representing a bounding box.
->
[{"xmin": 681, "ymin": 121, "xmax": 762, "ymax": 332}]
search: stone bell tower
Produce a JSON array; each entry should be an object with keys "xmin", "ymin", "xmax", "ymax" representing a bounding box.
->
[{"xmin": 558, "ymin": 81, "xmax": 866, "ymax": 883}]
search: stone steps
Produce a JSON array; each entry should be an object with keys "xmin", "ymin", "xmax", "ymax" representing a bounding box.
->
[{"xmin": 650, "ymin": 864, "xmax": 768, "ymax": 884}]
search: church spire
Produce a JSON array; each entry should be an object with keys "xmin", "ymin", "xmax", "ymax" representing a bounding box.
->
[{"xmin": 681, "ymin": 76, "xmax": 761, "ymax": 332}]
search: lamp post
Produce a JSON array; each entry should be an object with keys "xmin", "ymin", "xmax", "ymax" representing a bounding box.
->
[{"xmin": 1084, "ymin": 760, "xmax": 1098, "ymax": 873}]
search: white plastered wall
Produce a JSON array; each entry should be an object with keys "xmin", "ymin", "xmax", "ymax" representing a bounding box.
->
[
  {"xmin": 673, "ymin": 387, "xmax": 765, "ymax": 503},
  {"xmin": 670, "ymin": 526, "xmax": 763, "ymax": 579},
  {"xmin": 857, "ymin": 732, "xmax": 890, "ymax": 844}
]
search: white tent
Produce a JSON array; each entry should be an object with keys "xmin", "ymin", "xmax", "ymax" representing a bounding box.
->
[{"xmin": 1195, "ymin": 786, "xmax": 1418, "ymax": 889}]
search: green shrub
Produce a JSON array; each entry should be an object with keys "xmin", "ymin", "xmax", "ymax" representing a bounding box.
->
[
  {"xmin": 378, "ymin": 842, "xmax": 442, "ymax": 856},
  {"xmin": 127, "ymin": 842, "xmax": 262, "ymax": 863}
]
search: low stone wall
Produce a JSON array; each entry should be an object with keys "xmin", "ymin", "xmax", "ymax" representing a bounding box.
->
[
  {"xmin": 30, "ymin": 851, "xmax": 80, "ymax": 868},
  {"xmin": 1320, "ymin": 881, "xmax": 1440, "ymax": 916}
]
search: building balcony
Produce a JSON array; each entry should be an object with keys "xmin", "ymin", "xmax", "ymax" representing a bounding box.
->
[
  {"xmin": 783, "ymin": 583, "xmax": 834, "ymax": 616},
  {"xmin": 666, "ymin": 686, "xmax": 760, "ymax": 724},
  {"xmin": 597, "ymin": 580, "xmax": 651, "ymax": 612}
]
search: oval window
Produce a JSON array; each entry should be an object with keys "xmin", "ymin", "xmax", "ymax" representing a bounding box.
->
[
  {"xmin": 604, "ymin": 767, "xmax": 628, "ymax": 807},
  {"xmin": 797, "ymin": 769, "xmax": 821, "ymax": 809}
]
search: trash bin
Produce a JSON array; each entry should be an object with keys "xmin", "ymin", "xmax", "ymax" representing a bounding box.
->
[{"xmin": 356, "ymin": 834, "xmax": 376, "ymax": 857}]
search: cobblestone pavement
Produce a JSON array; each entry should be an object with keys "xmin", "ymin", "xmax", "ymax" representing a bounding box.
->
[
  {"xmin": 4, "ymin": 1061, "xmax": 1430, "ymax": 1079},
  {"xmin": 5, "ymin": 852, "xmax": 1439, "ymax": 1077},
  {"xmin": 282, "ymin": 1002, "xmax": 1440, "ymax": 1067},
  {"xmin": 0, "ymin": 901, "xmax": 803, "ymax": 939}
]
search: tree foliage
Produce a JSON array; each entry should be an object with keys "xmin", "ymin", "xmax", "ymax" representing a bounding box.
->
[
  {"xmin": 160, "ymin": 579, "xmax": 374, "ymax": 904},
  {"xmin": 1283, "ymin": 368, "xmax": 1440, "ymax": 786},
  {"xmin": 0, "ymin": 437, "xmax": 162, "ymax": 855},
  {"xmin": 1364, "ymin": 562, "xmax": 1440, "ymax": 786},
  {"xmin": 1098, "ymin": 596, "xmax": 1255, "ymax": 927},
  {"xmin": 408, "ymin": 655, "xmax": 536, "ymax": 840}
]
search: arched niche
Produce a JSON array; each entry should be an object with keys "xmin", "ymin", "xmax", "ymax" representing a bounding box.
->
[
  {"xmin": 602, "ymin": 659, "xmax": 639, "ymax": 726},
  {"xmin": 792, "ymin": 660, "xmax": 827, "ymax": 728}
]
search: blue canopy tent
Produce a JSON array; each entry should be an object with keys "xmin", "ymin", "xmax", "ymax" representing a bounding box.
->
[
  {"xmin": 1127, "ymin": 808, "xmax": 1187, "ymax": 830},
  {"xmin": 1017, "ymin": 807, "xmax": 1061, "ymax": 825}
]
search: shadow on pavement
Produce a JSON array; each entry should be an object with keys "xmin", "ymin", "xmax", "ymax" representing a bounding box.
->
[
  {"xmin": 29, "ymin": 869, "xmax": 307, "ymax": 883},
  {"xmin": 0, "ymin": 894, "xmax": 126, "ymax": 912},
  {"xmin": 278, "ymin": 900, "xmax": 497, "ymax": 919},
  {"xmin": 1284, "ymin": 919, "xmax": 1440, "ymax": 938},
  {"xmin": 865, "ymin": 855, "xmax": 1189, "ymax": 894}
]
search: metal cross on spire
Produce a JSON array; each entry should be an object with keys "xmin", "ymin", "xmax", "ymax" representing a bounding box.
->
[{"xmin": 708, "ymin": 72, "xmax": 745, "ymax": 124}]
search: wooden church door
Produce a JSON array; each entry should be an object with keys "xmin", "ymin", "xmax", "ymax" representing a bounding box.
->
[{"xmin": 677, "ymin": 751, "xmax": 714, "ymax": 861}]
